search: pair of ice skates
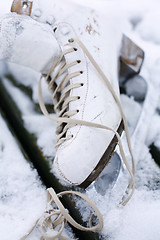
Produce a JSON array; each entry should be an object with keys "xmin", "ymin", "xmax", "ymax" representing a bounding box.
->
[{"xmin": 0, "ymin": 0, "xmax": 144, "ymax": 238}]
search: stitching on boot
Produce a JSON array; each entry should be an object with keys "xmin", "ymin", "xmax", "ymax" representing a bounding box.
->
[{"xmin": 55, "ymin": 157, "xmax": 79, "ymax": 185}]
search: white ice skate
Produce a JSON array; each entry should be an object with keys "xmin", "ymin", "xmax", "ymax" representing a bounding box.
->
[{"xmin": 0, "ymin": 0, "xmax": 142, "ymax": 200}]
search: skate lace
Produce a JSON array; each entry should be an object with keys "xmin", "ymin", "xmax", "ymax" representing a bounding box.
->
[
  {"xmin": 20, "ymin": 188, "xmax": 103, "ymax": 240},
  {"xmin": 42, "ymin": 45, "xmax": 83, "ymax": 149},
  {"xmin": 39, "ymin": 38, "xmax": 135, "ymax": 203},
  {"xmin": 24, "ymin": 38, "xmax": 135, "ymax": 240}
]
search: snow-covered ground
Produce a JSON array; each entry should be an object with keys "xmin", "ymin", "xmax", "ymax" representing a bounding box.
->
[
  {"xmin": 0, "ymin": 0, "xmax": 160, "ymax": 240},
  {"xmin": 0, "ymin": 114, "xmax": 46, "ymax": 240}
]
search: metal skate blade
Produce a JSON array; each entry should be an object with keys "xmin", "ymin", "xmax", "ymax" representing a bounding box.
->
[{"xmin": 94, "ymin": 153, "xmax": 121, "ymax": 196}]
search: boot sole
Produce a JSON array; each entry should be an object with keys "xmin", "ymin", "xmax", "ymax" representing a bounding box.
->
[{"xmin": 79, "ymin": 120, "xmax": 124, "ymax": 189}]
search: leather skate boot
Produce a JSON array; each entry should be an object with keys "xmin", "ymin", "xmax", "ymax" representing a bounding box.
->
[
  {"xmin": 30, "ymin": 0, "xmax": 134, "ymax": 188},
  {"xmin": 28, "ymin": 0, "xmax": 124, "ymax": 187},
  {"xmin": 0, "ymin": 1, "xmax": 137, "ymax": 200}
]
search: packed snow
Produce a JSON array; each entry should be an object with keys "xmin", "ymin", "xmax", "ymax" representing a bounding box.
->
[
  {"xmin": 0, "ymin": 0, "xmax": 160, "ymax": 240},
  {"xmin": 0, "ymin": 113, "xmax": 46, "ymax": 240}
]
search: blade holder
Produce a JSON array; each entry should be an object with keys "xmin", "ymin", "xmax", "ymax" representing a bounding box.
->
[{"xmin": 11, "ymin": 0, "xmax": 33, "ymax": 16}]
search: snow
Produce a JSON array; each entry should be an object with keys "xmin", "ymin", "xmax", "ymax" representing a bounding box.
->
[
  {"xmin": 1, "ymin": 0, "xmax": 160, "ymax": 240},
  {"xmin": 125, "ymin": 75, "xmax": 147, "ymax": 102},
  {"xmin": 0, "ymin": 113, "xmax": 46, "ymax": 240},
  {"xmin": 120, "ymin": 94, "xmax": 142, "ymax": 134},
  {"xmin": 2, "ymin": 77, "xmax": 57, "ymax": 158},
  {"xmin": 104, "ymin": 190, "xmax": 160, "ymax": 240},
  {"xmin": 137, "ymin": 11, "xmax": 160, "ymax": 44}
]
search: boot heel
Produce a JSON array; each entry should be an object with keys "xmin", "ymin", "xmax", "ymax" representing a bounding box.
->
[{"xmin": 120, "ymin": 34, "xmax": 144, "ymax": 74}]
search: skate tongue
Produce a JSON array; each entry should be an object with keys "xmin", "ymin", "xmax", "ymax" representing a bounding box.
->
[{"xmin": 0, "ymin": 13, "xmax": 61, "ymax": 73}]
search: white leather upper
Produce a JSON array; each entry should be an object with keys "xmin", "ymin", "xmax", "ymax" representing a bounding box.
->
[
  {"xmin": 50, "ymin": 2, "xmax": 123, "ymax": 184},
  {"xmin": 0, "ymin": 0, "xmax": 124, "ymax": 185}
]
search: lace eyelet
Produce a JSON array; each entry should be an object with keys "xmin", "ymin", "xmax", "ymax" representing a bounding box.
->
[
  {"xmin": 74, "ymin": 48, "xmax": 78, "ymax": 51},
  {"xmin": 53, "ymin": 27, "xmax": 57, "ymax": 32},
  {"xmin": 77, "ymin": 96, "xmax": 81, "ymax": 100},
  {"xmin": 77, "ymin": 110, "xmax": 79, "ymax": 113},
  {"xmin": 80, "ymin": 71, "xmax": 83, "ymax": 74},
  {"xmin": 81, "ymin": 83, "xmax": 84, "ymax": 87},
  {"xmin": 71, "ymin": 134, "xmax": 74, "ymax": 138},
  {"xmin": 77, "ymin": 60, "xmax": 81, "ymax": 64},
  {"xmin": 68, "ymin": 38, "xmax": 74, "ymax": 43}
]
